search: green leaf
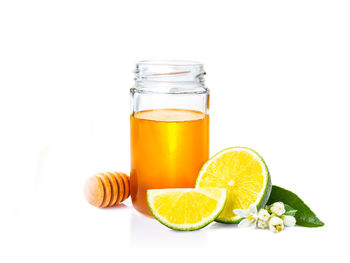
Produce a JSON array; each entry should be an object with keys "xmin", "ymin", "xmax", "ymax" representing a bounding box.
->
[
  {"xmin": 284, "ymin": 204, "xmax": 297, "ymax": 216},
  {"xmin": 267, "ymin": 185, "xmax": 324, "ymax": 227}
]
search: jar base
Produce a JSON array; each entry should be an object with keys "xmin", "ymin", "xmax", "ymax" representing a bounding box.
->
[{"xmin": 132, "ymin": 200, "xmax": 153, "ymax": 217}]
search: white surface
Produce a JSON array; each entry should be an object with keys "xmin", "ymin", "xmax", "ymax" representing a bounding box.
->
[{"xmin": 1, "ymin": 0, "xmax": 349, "ymax": 262}]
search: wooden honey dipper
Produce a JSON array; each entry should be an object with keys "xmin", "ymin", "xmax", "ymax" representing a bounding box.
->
[{"xmin": 84, "ymin": 171, "xmax": 130, "ymax": 207}]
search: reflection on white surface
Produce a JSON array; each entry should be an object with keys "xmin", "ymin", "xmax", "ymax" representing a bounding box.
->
[{"xmin": 130, "ymin": 211, "xmax": 208, "ymax": 249}]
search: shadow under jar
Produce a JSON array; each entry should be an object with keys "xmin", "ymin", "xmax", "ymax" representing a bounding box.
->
[{"xmin": 130, "ymin": 60, "xmax": 209, "ymax": 216}]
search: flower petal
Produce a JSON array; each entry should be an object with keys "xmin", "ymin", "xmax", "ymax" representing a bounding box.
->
[
  {"xmin": 269, "ymin": 216, "xmax": 283, "ymax": 226},
  {"xmin": 258, "ymin": 209, "xmax": 270, "ymax": 221},
  {"xmin": 283, "ymin": 215, "xmax": 296, "ymax": 227},
  {"xmin": 238, "ymin": 219, "xmax": 251, "ymax": 228},
  {"xmin": 248, "ymin": 204, "xmax": 258, "ymax": 214},
  {"xmin": 269, "ymin": 224, "xmax": 277, "ymax": 233},
  {"xmin": 233, "ymin": 209, "xmax": 248, "ymax": 217},
  {"xmin": 257, "ymin": 219, "xmax": 268, "ymax": 229},
  {"xmin": 271, "ymin": 202, "xmax": 285, "ymax": 216}
]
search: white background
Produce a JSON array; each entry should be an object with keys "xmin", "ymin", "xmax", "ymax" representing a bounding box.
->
[{"xmin": 1, "ymin": 0, "xmax": 349, "ymax": 262}]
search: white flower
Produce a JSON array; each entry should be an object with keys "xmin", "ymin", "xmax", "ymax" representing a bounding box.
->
[
  {"xmin": 234, "ymin": 204, "xmax": 258, "ymax": 228},
  {"xmin": 257, "ymin": 219, "xmax": 269, "ymax": 229},
  {"xmin": 270, "ymin": 202, "xmax": 285, "ymax": 216},
  {"xmin": 256, "ymin": 208, "xmax": 270, "ymax": 229},
  {"xmin": 282, "ymin": 215, "xmax": 296, "ymax": 227},
  {"xmin": 258, "ymin": 208, "xmax": 270, "ymax": 221},
  {"xmin": 269, "ymin": 216, "xmax": 284, "ymax": 233}
]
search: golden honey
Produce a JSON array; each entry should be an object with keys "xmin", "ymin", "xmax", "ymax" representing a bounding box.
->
[{"xmin": 130, "ymin": 108, "xmax": 209, "ymax": 215}]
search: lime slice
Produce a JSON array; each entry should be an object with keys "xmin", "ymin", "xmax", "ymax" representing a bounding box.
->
[
  {"xmin": 147, "ymin": 188, "xmax": 227, "ymax": 231},
  {"xmin": 195, "ymin": 147, "xmax": 271, "ymax": 223}
]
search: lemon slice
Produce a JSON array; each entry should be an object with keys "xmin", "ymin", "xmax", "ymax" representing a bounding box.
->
[
  {"xmin": 195, "ymin": 147, "xmax": 271, "ymax": 223},
  {"xmin": 147, "ymin": 188, "xmax": 227, "ymax": 231}
]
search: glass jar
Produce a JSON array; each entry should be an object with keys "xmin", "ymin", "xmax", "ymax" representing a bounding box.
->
[{"xmin": 130, "ymin": 60, "xmax": 209, "ymax": 216}]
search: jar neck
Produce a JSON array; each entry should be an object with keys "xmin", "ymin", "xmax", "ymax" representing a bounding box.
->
[{"xmin": 133, "ymin": 60, "xmax": 207, "ymax": 94}]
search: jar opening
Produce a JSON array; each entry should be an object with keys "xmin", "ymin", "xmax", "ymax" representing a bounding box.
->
[
  {"xmin": 136, "ymin": 60, "xmax": 202, "ymax": 66},
  {"xmin": 135, "ymin": 60, "xmax": 205, "ymax": 82}
]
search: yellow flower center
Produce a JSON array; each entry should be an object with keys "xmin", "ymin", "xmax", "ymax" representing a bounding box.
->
[
  {"xmin": 276, "ymin": 225, "xmax": 282, "ymax": 232},
  {"xmin": 247, "ymin": 215, "xmax": 253, "ymax": 221}
]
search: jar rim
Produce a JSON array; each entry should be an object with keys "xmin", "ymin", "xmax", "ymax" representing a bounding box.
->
[
  {"xmin": 136, "ymin": 60, "xmax": 203, "ymax": 67},
  {"xmin": 135, "ymin": 60, "xmax": 205, "ymax": 81},
  {"xmin": 134, "ymin": 60, "xmax": 207, "ymax": 94}
]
